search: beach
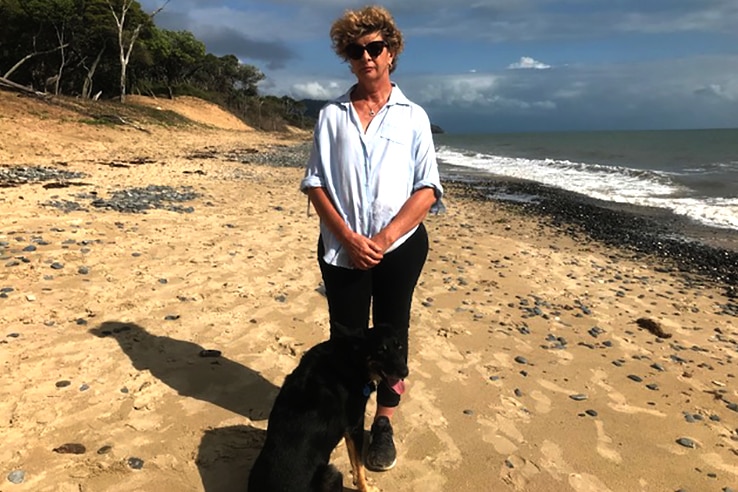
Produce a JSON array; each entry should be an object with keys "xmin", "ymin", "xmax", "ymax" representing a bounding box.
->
[{"xmin": 1, "ymin": 91, "xmax": 737, "ymax": 492}]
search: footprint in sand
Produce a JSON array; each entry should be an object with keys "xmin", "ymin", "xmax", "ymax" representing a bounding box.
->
[
  {"xmin": 590, "ymin": 369, "xmax": 665, "ymax": 417},
  {"xmin": 499, "ymin": 454, "xmax": 541, "ymax": 490},
  {"xmin": 480, "ymin": 413, "xmax": 525, "ymax": 454},
  {"xmin": 594, "ymin": 420, "xmax": 622, "ymax": 463},
  {"xmin": 540, "ymin": 440, "xmax": 615, "ymax": 492},
  {"xmin": 528, "ymin": 389, "xmax": 552, "ymax": 414}
]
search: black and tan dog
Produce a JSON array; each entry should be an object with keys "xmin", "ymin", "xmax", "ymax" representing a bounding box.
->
[{"xmin": 247, "ymin": 324, "xmax": 409, "ymax": 492}]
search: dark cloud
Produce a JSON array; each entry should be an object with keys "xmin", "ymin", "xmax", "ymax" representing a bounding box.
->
[{"xmin": 199, "ymin": 26, "xmax": 296, "ymax": 70}]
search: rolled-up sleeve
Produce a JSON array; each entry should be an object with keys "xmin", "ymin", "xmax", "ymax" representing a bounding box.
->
[
  {"xmin": 412, "ymin": 108, "xmax": 444, "ymax": 203},
  {"xmin": 300, "ymin": 129, "xmax": 324, "ymax": 193}
]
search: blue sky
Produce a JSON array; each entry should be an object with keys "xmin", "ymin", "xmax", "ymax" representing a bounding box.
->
[{"xmin": 139, "ymin": 0, "xmax": 738, "ymax": 133}]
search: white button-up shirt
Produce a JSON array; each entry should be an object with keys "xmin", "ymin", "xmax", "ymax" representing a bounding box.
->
[{"xmin": 300, "ymin": 83, "xmax": 444, "ymax": 268}]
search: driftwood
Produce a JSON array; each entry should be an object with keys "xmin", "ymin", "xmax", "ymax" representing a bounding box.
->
[
  {"xmin": 1, "ymin": 78, "xmax": 149, "ymax": 133},
  {"xmin": 0, "ymin": 76, "xmax": 49, "ymax": 98},
  {"xmin": 95, "ymin": 114, "xmax": 151, "ymax": 133}
]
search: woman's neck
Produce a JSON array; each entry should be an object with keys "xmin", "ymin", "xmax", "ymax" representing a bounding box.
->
[{"xmin": 354, "ymin": 80, "xmax": 392, "ymax": 105}]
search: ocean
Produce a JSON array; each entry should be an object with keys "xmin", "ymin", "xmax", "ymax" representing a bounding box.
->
[{"xmin": 434, "ymin": 128, "xmax": 738, "ymax": 232}]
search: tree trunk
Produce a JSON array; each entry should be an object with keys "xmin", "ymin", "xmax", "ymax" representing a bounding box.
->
[
  {"xmin": 81, "ymin": 45, "xmax": 106, "ymax": 99},
  {"xmin": 108, "ymin": 0, "xmax": 169, "ymax": 103}
]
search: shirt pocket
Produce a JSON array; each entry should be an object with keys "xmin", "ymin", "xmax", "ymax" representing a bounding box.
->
[{"xmin": 379, "ymin": 124, "xmax": 410, "ymax": 145}]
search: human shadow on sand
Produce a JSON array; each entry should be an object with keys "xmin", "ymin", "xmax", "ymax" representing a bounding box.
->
[
  {"xmin": 89, "ymin": 321, "xmax": 279, "ymax": 421},
  {"xmin": 197, "ymin": 424, "xmax": 266, "ymax": 492},
  {"xmin": 197, "ymin": 425, "xmax": 357, "ymax": 492}
]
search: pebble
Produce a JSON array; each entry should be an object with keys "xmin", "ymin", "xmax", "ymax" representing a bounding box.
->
[
  {"xmin": 53, "ymin": 443, "xmax": 86, "ymax": 454},
  {"xmin": 164, "ymin": 314, "xmax": 180, "ymax": 321},
  {"xmin": 97, "ymin": 445, "xmax": 113, "ymax": 454},
  {"xmin": 514, "ymin": 356, "xmax": 528, "ymax": 365},
  {"xmin": 627, "ymin": 374, "xmax": 643, "ymax": 382},
  {"xmin": 569, "ymin": 394, "xmax": 588, "ymax": 401},
  {"xmin": 50, "ymin": 262, "xmax": 64, "ymax": 270},
  {"xmin": 127, "ymin": 457, "xmax": 144, "ymax": 470},
  {"xmin": 463, "ymin": 409, "xmax": 474, "ymax": 415},
  {"xmin": 55, "ymin": 380, "xmax": 71, "ymax": 388},
  {"xmin": 588, "ymin": 326, "xmax": 605, "ymax": 338},
  {"xmin": 676, "ymin": 437, "xmax": 697, "ymax": 448},
  {"xmin": 78, "ymin": 266, "xmax": 89, "ymax": 275},
  {"xmin": 585, "ymin": 409, "xmax": 598, "ymax": 417},
  {"xmin": 7, "ymin": 470, "xmax": 25, "ymax": 484}
]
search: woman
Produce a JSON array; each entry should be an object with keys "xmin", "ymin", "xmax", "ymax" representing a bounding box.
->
[{"xmin": 300, "ymin": 5, "xmax": 443, "ymax": 472}]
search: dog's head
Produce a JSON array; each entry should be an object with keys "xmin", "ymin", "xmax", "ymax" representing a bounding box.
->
[{"xmin": 365, "ymin": 324, "xmax": 409, "ymax": 387}]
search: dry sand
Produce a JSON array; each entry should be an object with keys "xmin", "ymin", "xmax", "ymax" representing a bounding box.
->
[{"xmin": 1, "ymin": 90, "xmax": 737, "ymax": 492}]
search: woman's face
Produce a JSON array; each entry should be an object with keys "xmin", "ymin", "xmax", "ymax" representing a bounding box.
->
[{"xmin": 346, "ymin": 31, "xmax": 394, "ymax": 83}]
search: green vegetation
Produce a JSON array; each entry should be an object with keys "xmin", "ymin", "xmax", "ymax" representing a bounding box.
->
[{"xmin": 0, "ymin": 0, "xmax": 311, "ymax": 131}]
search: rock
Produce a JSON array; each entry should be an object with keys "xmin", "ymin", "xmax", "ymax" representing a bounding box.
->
[
  {"xmin": 7, "ymin": 470, "xmax": 25, "ymax": 484},
  {"xmin": 676, "ymin": 437, "xmax": 697, "ymax": 448},
  {"xmin": 53, "ymin": 443, "xmax": 86, "ymax": 454}
]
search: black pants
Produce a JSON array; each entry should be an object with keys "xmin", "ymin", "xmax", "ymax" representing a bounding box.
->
[{"xmin": 318, "ymin": 223, "xmax": 429, "ymax": 407}]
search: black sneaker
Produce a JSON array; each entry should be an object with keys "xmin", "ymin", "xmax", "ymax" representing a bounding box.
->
[{"xmin": 366, "ymin": 416, "xmax": 397, "ymax": 471}]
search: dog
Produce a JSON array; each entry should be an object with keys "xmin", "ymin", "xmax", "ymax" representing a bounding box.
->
[{"xmin": 247, "ymin": 323, "xmax": 409, "ymax": 492}]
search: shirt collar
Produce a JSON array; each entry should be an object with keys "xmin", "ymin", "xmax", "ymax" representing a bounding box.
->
[{"xmin": 335, "ymin": 82, "xmax": 410, "ymax": 110}]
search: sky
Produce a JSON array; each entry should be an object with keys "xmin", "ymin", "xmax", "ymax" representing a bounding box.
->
[{"xmin": 139, "ymin": 0, "xmax": 738, "ymax": 133}]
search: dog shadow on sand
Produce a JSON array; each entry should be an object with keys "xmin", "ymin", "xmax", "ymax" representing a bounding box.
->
[{"xmin": 89, "ymin": 321, "xmax": 283, "ymax": 491}]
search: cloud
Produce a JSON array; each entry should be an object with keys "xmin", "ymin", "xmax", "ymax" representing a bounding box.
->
[
  {"xmin": 507, "ymin": 57, "xmax": 551, "ymax": 70},
  {"xmin": 694, "ymin": 82, "xmax": 738, "ymax": 102},
  {"xmin": 290, "ymin": 81, "xmax": 344, "ymax": 100},
  {"xmin": 401, "ymin": 55, "xmax": 738, "ymax": 131}
]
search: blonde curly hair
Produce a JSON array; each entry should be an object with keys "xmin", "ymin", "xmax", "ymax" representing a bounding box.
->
[{"xmin": 330, "ymin": 5, "xmax": 405, "ymax": 73}]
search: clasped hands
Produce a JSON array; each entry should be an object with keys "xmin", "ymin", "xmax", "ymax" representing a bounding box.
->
[{"xmin": 344, "ymin": 230, "xmax": 392, "ymax": 270}]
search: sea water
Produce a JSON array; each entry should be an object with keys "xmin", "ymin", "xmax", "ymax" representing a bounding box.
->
[{"xmin": 434, "ymin": 128, "xmax": 738, "ymax": 231}]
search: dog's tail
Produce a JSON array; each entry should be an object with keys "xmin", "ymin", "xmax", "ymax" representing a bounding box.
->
[{"xmin": 313, "ymin": 463, "xmax": 342, "ymax": 492}]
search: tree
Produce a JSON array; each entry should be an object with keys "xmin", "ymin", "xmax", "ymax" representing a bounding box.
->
[
  {"xmin": 144, "ymin": 29, "xmax": 206, "ymax": 98},
  {"xmin": 107, "ymin": 0, "xmax": 168, "ymax": 102},
  {"xmin": 1, "ymin": 0, "xmax": 77, "ymax": 88}
]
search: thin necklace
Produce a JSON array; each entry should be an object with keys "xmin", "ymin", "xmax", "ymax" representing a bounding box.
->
[{"xmin": 366, "ymin": 92, "xmax": 389, "ymax": 117}]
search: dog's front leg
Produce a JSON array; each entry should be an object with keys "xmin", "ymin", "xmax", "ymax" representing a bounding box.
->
[{"xmin": 344, "ymin": 432, "xmax": 378, "ymax": 492}]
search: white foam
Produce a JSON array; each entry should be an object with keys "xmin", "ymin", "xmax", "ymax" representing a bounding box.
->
[{"xmin": 437, "ymin": 146, "xmax": 738, "ymax": 230}]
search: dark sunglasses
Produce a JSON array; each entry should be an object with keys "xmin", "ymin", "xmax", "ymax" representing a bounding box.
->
[{"xmin": 345, "ymin": 40, "xmax": 388, "ymax": 60}]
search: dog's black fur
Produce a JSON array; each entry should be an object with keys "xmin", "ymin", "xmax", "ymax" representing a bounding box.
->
[{"xmin": 247, "ymin": 324, "xmax": 409, "ymax": 492}]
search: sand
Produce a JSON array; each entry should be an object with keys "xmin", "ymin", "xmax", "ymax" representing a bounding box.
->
[{"xmin": 1, "ymin": 90, "xmax": 737, "ymax": 492}]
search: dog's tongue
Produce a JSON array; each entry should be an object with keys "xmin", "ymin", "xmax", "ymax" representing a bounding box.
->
[{"xmin": 387, "ymin": 378, "xmax": 406, "ymax": 395}]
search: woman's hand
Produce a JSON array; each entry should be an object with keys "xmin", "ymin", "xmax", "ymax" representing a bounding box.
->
[{"xmin": 344, "ymin": 231, "xmax": 383, "ymax": 270}]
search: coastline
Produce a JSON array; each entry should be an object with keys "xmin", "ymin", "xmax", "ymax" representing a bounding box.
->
[
  {"xmin": 2, "ymin": 95, "xmax": 737, "ymax": 491},
  {"xmin": 439, "ymin": 162, "xmax": 738, "ymax": 287}
]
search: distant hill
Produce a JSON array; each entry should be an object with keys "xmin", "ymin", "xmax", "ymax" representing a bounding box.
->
[{"xmin": 300, "ymin": 99, "xmax": 445, "ymax": 133}]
